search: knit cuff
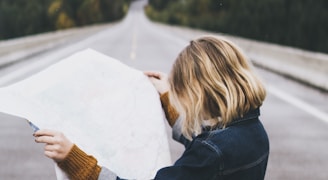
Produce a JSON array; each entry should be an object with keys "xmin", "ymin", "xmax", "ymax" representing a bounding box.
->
[
  {"xmin": 57, "ymin": 144, "xmax": 101, "ymax": 180},
  {"xmin": 160, "ymin": 92, "xmax": 179, "ymax": 127}
]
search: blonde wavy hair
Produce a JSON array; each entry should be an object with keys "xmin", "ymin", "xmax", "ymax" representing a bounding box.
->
[{"xmin": 168, "ymin": 36, "xmax": 266, "ymax": 140}]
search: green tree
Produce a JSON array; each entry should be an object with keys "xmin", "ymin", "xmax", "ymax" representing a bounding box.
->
[
  {"xmin": 0, "ymin": 0, "xmax": 131, "ymax": 40},
  {"xmin": 100, "ymin": 0, "xmax": 130, "ymax": 21},
  {"xmin": 146, "ymin": 0, "xmax": 328, "ymax": 53},
  {"xmin": 77, "ymin": 0, "xmax": 103, "ymax": 25},
  {"xmin": 148, "ymin": 0, "xmax": 176, "ymax": 11},
  {"xmin": 0, "ymin": 0, "xmax": 52, "ymax": 39}
]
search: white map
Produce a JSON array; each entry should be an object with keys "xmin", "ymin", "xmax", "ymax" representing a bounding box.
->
[{"xmin": 0, "ymin": 49, "xmax": 172, "ymax": 180}]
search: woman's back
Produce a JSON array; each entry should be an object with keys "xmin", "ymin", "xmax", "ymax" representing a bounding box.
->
[{"xmin": 156, "ymin": 108, "xmax": 269, "ymax": 180}]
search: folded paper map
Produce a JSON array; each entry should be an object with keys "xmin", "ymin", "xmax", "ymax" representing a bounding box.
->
[{"xmin": 0, "ymin": 49, "xmax": 171, "ymax": 179}]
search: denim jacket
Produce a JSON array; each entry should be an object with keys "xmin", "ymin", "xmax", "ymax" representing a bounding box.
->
[{"xmin": 100, "ymin": 108, "xmax": 269, "ymax": 180}]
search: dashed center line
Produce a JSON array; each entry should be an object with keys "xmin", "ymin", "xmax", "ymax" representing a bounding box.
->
[{"xmin": 130, "ymin": 31, "xmax": 137, "ymax": 60}]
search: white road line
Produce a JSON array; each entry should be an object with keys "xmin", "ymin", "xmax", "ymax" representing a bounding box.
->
[
  {"xmin": 267, "ymin": 85, "xmax": 328, "ymax": 124},
  {"xmin": 130, "ymin": 30, "xmax": 137, "ymax": 60}
]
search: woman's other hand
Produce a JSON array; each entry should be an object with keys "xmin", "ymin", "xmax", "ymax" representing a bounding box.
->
[
  {"xmin": 144, "ymin": 71, "xmax": 170, "ymax": 94},
  {"xmin": 34, "ymin": 129, "xmax": 73, "ymax": 162}
]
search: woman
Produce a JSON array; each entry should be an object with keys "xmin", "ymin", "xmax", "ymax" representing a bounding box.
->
[{"xmin": 34, "ymin": 36, "xmax": 269, "ymax": 180}]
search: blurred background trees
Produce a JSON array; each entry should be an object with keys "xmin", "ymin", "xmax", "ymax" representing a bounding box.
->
[
  {"xmin": 1, "ymin": 0, "xmax": 327, "ymax": 54},
  {"xmin": 146, "ymin": 0, "xmax": 328, "ymax": 54},
  {"xmin": 0, "ymin": 0, "xmax": 130, "ymax": 40}
]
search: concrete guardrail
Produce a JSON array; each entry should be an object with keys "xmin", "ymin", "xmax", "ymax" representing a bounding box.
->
[
  {"xmin": 155, "ymin": 23, "xmax": 328, "ymax": 91},
  {"xmin": 0, "ymin": 23, "xmax": 113, "ymax": 68},
  {"xmin": 234, "ymin": 37, "xmax": 328, "ymax": 91}
]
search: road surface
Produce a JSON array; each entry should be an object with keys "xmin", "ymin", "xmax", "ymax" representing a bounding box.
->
[{"xmin": 0, "ymin": 0, "xmax": 327, "ymax": 179}]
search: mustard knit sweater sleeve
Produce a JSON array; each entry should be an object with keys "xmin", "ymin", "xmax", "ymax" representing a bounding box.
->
[
  {"xmin": 57, "ymin": 144, "xmax": 101, "ymax": 180},
  {"xmin": 57, "ymin": 92, "xmax": 179, "ymax": 179}
]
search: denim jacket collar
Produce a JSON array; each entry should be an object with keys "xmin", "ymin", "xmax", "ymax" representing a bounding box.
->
[
  {"xmin": 227, "ymin": 108, "xmax": 260, "ymax": 127},
  {"xmin": 201, "ymin": 108, "xmax": 260, "ymax": 133}
]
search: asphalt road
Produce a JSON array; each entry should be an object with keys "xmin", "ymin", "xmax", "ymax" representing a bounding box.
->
[{"xmin": 0, "ymin": 0, "xmax": 328, "ymax": 179}]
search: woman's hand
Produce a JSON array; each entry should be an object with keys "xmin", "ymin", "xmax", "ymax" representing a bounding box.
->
[
  {"xmin": 144, "ymin": 71, "xmax": 170, "ymax": 94},
  {"xmin": 34, "ymin": 129, "xmax": 73, "ymax": 162}
]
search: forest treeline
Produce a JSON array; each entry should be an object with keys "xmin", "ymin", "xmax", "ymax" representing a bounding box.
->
[
  {"xmin": 0, "ymin": 0, "xmax": 130, "ymax": 40},
  {"xmin": 146, "ymin": 0, "xmax": 328, "ymax": 54}
]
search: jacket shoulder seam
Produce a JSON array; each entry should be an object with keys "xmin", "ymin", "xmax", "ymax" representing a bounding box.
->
[
  {"xmin": 222, "ymin": 151, "xmax": 269, "ymax": 175},
  {"xmin": 200, "ymin": 140, "xmax": 224, "ymax": 171}
]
